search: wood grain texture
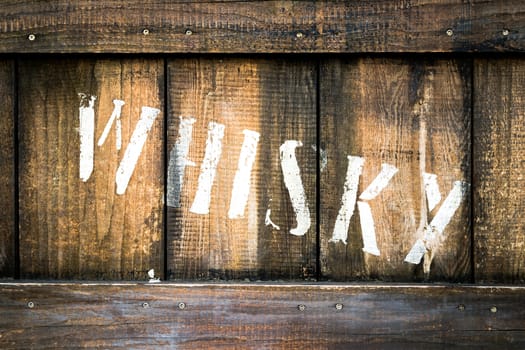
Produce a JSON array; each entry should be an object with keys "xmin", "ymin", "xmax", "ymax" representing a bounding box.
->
[
  {"xmin": 320, "ymin": 58, "xmax": 471, "ymax": 282},
  {"xmin": 0, "ymin": 60, "xmax": 15, "ymax": 278},
  {"xmin": 0, "ymin": 282, "xmax": 524, "ymax": 349},
  {"xmin": 18, "ymin": 59, "xmax": 164, "ymax": 279},
  {"xmin": 0, "ymin": 1, "xmax": 524, "ymax": 53},
  {"xmin": 474, "ymin": 59, "xmax": 525, "ymax": 283},
  {"xmin": 167, "ymin": 58, "xmax": 317, "ymax": 280}
]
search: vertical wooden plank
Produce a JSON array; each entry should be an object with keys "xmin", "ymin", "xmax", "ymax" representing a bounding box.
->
[
  {"xmin": 0, "ymin": 60, "xmax": 15, "ymax": 278},
  {"xmin": 321, "ymin": 58, "xmax": 471, "ymax": 281},
  {"xmin": 474, "ymin": 59, "xmax": 525, "ymax": 283},
  {"xmin": 167, "ymin": 58, "xmax": 317, "ymax": 280},
  {"xmin": 18, "ymin": 59, "xmax": 164, "ymax": 279}
]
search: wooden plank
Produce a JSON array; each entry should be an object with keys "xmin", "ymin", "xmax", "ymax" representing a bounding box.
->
[
  {"xmin": 167, "ymin": 58, "xmax": 317, "ymax": 280},
  {"xmin": 0, "ymin": 1, "xmax": 524, "ymax": 53},
  {"xmin": 18, "ymin": 58, "xmax": 164, "ymax": 279},
  {"xmin": 474, "ymin": 59, "xmax": 525, "ymax": 283},
  {"xmin": 320, "ymin": 58, "xmax": 471, "ymax": 282},
  {"xmin": 0, "ymin": 283, "xmax": 524, "ymax": 349},
  {"xmin": 0, "ymin": 60, "xmax": 15, "ymax": 278}
]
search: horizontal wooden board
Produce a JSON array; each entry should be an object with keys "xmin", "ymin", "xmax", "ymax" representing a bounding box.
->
[
  {"xmin": 167, "ymin": 58, "xmax": 317, "ymax": 280},
  {"xmin": 0, "ymin": 1, "xmax": 524, "ymax": 53},
  {"xmin": 0, "ymin": 60, "xmax": 15, "ymax": 278},
  {"xmin": 320, "ymin": 58, "xmax": 471, "ymax": 282},
  {"xmin": 0, "ymin": 283, "xmax": 524, "ymax": 349},
  {"xmin": 473, "ymin": 58, "xmax": 525, "ymax": 283},
  {"xmin": 18, "ymin": 59, "xmax": 164, "ymax": 280}
]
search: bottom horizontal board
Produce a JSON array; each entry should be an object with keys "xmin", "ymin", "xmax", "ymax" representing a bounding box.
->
[{"xmin": 0, "ymin": 283, "xmax": 524, "ymax": 349}]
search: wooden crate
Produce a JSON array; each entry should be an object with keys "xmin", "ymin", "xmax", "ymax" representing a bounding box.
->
[{"xmin": 0, "ymin": 1, "xmax": 524, "ymax": 348}]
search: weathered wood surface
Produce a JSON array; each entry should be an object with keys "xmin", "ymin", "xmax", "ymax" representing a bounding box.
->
[
  {"xmin": 474, "ymin": 59, "xmax": 525, "ymax": 284},
  {"xmin": 0, "ymin": 1, "xmax": 524, "ymax": 53},
  {"xmin": 167, "ymin": 58, "xmax": 317, "ymax": 280},
  {"xmin": 320, "ymin": 58, "xmax": 471, "ymax": 282},
  {"xmin": 0, "ymin": 61, "xmax": 15, "ymax": 278},
  {"xmin": 0, "ymin": 283, "xmax": 524, "ymax": 349},
  {"xmin": 18, "ymin": 59, "xmax": 164, "ymax": 279}
]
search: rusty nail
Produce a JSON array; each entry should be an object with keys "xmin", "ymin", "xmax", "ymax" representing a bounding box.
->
[
  {"xmin": 142, "ymin": 28, "xmax": 150, "ymax": 36},
  {"xmin": 28, "ymin": 34, "xmax": 36, "ymax": 41},
  {"xmin": 502, "ymin": 29, "xmax": 510, "ymax": 36},
  {"xmin": 490, "ymin": 306, "xmax": 497, "ymax": 313},
  {"xmin": 296, "ymin": 32, "xmax": 304, "ymax": 38},
  {"xmin": 27, "ymin": 301, "xmax": 35, "ymax": 309},
  {"xmin": 446, "ymin": 29, "xmax": 454, "ymax": 37},
  {"xmin": 458, "ymin": 304, "xmax": 465, "ymax": 311},
  {"xmin": 185, "ymin": 29, "xmax": 193, "ymax": 36},
  {"xmin": 178, "ymin": 302, "xmax": 186, "ymax": 310},
  {"xmin": 142, "ymin": 302, "xmax": 150, "ymax": 308},
  {"xmin": 335, "ymin": 303, "xmax": 343, "ymax": 310},
  {"xmin": 297, "ymin": 304, "xmax": 306, "ymax": 311}
]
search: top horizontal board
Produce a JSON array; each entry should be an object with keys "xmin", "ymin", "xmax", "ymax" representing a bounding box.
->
[{"xmin": 0, "ymin": 0, "xmax": 524, "ymax": 53}]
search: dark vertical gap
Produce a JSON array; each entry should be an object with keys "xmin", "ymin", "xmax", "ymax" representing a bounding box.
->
[
  {"xmin": 315, "ymin": 59, "xmax": 321, "ymax": 281},
  {"xmin": 163, "ymin": 58, "xmax": 169, "ymax": 280},
  {"xmin": 469, "ymin": 57, "xmax": 476, "ymax": 284},
  {"xmin": 13, "ymin": 59, "xmax": 20, "ymax": 279}
]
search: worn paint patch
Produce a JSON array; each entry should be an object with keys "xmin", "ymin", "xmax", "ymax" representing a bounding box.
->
[
  {"xmin": 78, "ymin": 93, "xmax": 96, "ymax": 182},
  {"xmin": 330, "ymin": 156, "xmax": 365, "ymax": 244},
  {"xmin": 280, "ymin": 140, "xmax": 310, "ymax": 236},
  {"xmin": 404, "ymin": 181, "xmax": 469, "ymax": 264},
  {"xmin": 167, "ymin": 116, "xmax": 196, "ymax": 208},
  {"xmin": 265, "ymin": 208, "xmax": 280, "ymax": 230},
  {"xmin": 98, "ymin": 99, "xmax": 125, "ymax": 150},
  {"xmin": 359, "ymin": 163, "xmax": 398, "ymax": 201},
  {"xmin": 115, "ymin": 106, "xmax": 160, "ymax": 195},
  {"xmin": 357, "ymin": 201, "xmax": 380, "ymax": 256},
  {"xmin": 228, "ymin": 129, "xmax": 260, "ymax": 219},
  {"xmin": 311, "ymin": 144, "xmax": 328, "ymax": 172},
  {"xmin": 423, "ymin": 172, "xmax": 441, "ymax": 212},
  {"xmin": 190, "ymin": 122, "xmax": 225, "ymax": 215}
]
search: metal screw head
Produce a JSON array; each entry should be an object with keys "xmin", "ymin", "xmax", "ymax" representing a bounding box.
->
[
  {"xmin": 446, "ymin": 29, "xmax": 454, "ymax": 37},
  {"xmin": 297, "ymin": 304, "xmax": 306, "ymax": 311},
  {"xmin": 490, "ymin": 306, "xmax": 497, "ymax": 313},
  {"xmin": 458, "ymin": 304, "xmax": 465, "ymax": 311},
  {"xmin": 502, "ymin": 29, "xmax": 510, "ymax": 36},
  {"xmin": 142, "ymin": 302, "xmax": 150, "ymax": 308},
  {"xmin": 28, "ymin": 34, "xmax": 36, "ymax": 41},
  {"xmin": 142, "ymin": 28, "xmax": 150, "ymax": 36},
  {"xmin": 27, "ymin": 301, "xmax": 35, "ymax": 309},
  {"xmin": 178, "ymin": 302, "xmax": 186, "ymax": 310},
  {"xmin": 296, "ymin": 32, "xmax": 304, "ymax": 39},
  {"xmin": 185, "ymin": 29, "xmax": 193, "ymax": 36},
  {"xmin": 335, "ymin": 303, "xmax": 344, "ymax": 310}
]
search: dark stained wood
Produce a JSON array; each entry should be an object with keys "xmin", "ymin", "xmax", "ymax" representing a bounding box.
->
[
  {"xmin": 0, "ymin": 282, "xmax": 524, "ymax": 349},
  {"xmin": 474, "ymin": 59, "xmax": 525, "ymax": 283},
  {"xmin": 320, "ymin": 58, "xmax": 471, "ymax": 282},
  {"xmin": 18, "ymin": 59, "xmax": 164, "ymax": 279},
  {"xmin": 167, "ymin": 58, "xmax": 317, "ymax": 280},
  {"xmin": 0, "ymin": 60, "xmax": 15, "ymax": 278},
  {"xmin": 0, "ymin": 1, "xmax": 524, "ymax": 53}
]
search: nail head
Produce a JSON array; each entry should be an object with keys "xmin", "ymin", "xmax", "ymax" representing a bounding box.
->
[
  {"xmin": 142, "ymin": 302, "xmax": 150, "ymax": 308},
  {"xmin": 458, "ymin": 304, "xmax": 465, "ymax": 311},
  {"xmin": 335, "ymin": 303, "xmax": 344, "ymax": 310},
  {"xmin": 185, "ymin": 29, "xmax": 193, "ymax": 36},
  {"xmin": 490, "ymin": 306, "xmax": 497, "ymax": 313},
  {"xmin": 296, "ymin": 32, "xmax": 304, "ymax": 38},
  {"xmin": 28, "ymin": 34, "xmax": 36, "ymax": 41},
  {"xmin": 297, "ymin": 304, "xmax": 306, "ymax": 311},
  {"xmin": 178, "ymin": 302, "xmax": 186, "ymax": 310},
  {"xmin": 446, "ymin": 29, "xmax": 454, "ymax": 37},
  {"xmin": 503, "ymin": 29, "xmax": 510, "ymax": 36},
  {"xmin": 142, "ymin": 28, "xmax": 150, "ymax": 36},
  {"xmin": 27, "ymin": 301, "xmax": 35, "ymax": 308}
]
